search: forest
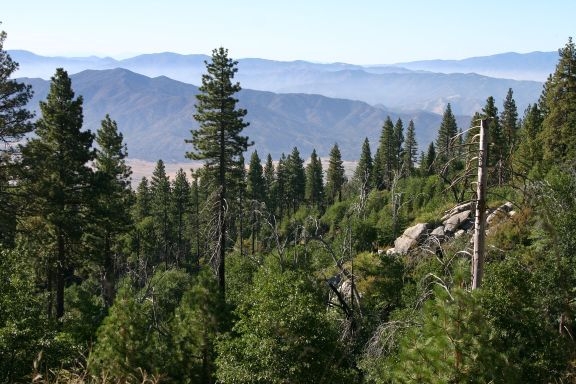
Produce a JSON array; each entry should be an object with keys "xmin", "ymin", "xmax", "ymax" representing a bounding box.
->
[{"xmin": 1, "ymin": 26, "xmax": 576, "ymax": 383}]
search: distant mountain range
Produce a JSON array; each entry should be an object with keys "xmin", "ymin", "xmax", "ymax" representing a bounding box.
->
[
  {"xmin": 13, "ymin": 50, "xmax": 554, "ymax": 162},
  {"xmin": 21, "ymin": 68, "xmax": 471, "ymax": 162}
]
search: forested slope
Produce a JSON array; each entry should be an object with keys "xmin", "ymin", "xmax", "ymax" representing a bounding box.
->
[{"xmin": 2, "ymin": 28, "xmax": 576, "ymax": 383}]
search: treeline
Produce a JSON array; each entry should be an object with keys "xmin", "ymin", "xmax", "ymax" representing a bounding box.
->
[{"xmin": 2, "ymin": 27, "xmax": 576, "ymax": 383}]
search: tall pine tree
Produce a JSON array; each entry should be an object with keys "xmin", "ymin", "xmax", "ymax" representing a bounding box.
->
[
  {"xmin": 20, "ymin": 68, "xmax": 94, "ymax": 318},
  {"xmin": 150, "ymin": 159, "xmax": 172, "ymax": 267},
  {"xmin": 539, "ymin": 37, "xmax": 576, "ymax": 166},
  {"xmin": 402, "ymin": 120, "xmax": 418, "ymax": 176},
  {"xmin": 186, "ymin": 47, "xmax": 252, "ymax": 298},
  {"xmin": 92, "ymin": 114, "xmax": 132, "ymax": 306},
  {"xmin": 435, "ymin": 103, "xmax": 459, "ymax": 166},
  {"xmin": 285, "ymin": 147, "xmax": 306, "ymax": 213},
  {"xmin": 172, "ymin": 168, "xmax": 190, "ymax": 267},
  {"xmin": 305, "ymin": 148, "xmax": 324, "ymax": 209},
  {"xmin": 0, "ymin": 29, "xmax": 35, "ymax": 246},
  {"xmin": 353, "ymin": 137, "xmax": 373, "ymax": 194},
  {"xmin": 325, "ymin": 143, "xmax": 346, "ymax": 204},
  {"xmin": 373, "ymin": 116, "xmax": 396, "ymax": 190}
]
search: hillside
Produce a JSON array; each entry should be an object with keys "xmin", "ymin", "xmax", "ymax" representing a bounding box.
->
[{"xmin": 21, "ymin": 68, "xmax": 471, "ymax": 162}]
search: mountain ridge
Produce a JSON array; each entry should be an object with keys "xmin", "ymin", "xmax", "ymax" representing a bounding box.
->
[
  {"xmin": 20, "ymin": 68, "xmax": 471, "ymax": 163},
  {"xmin": 10, "ymin": 49, "xmax": 546, "ymax": 116},
  {"xmin": 13, "ymin": 50, "xmax": 551, "ymax": 164}
]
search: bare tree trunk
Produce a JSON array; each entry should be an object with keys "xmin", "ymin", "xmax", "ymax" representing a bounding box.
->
[{"xmin": 472, "ymin": 119, "xmax": 488, "ymax": 289}]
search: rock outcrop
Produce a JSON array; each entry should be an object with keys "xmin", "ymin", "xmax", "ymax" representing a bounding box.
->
[
  {"xmin": 388, "ymin": 223, "xmax": 429, "ymax": 255},
  {"xmin": 386, "ymin": 201, "xmax": 516, "ymax": 255}
]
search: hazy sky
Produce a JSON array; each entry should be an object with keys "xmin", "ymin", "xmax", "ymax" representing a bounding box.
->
[{"xmin": 3, "ymin": 1, "xmax": 574, "ymax": 64}]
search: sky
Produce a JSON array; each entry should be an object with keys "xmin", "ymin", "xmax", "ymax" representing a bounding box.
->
[{"xmin": 3, "ymin": 1, "xmax": 575, "ymax": 65}]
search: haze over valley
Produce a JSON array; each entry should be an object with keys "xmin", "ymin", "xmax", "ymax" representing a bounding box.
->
[{"xmin": 14, "ymin": 50, "xmax": 549, "ymax": 168}]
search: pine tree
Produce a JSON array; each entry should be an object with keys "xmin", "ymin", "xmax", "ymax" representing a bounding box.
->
[
  {"xmin": 189, "ymin": 170, "xmax": 203, "ymax": 266},
  {"xmin": 501, "ymin": 88, "xmax": 519, "ymax": 152},
  {"xmin": 233, "ymin": 153, "xmax": 247, "ymax": 256},
  {"xmin": 0, "ymin": 29, "xmax": 34, "ymax": 147},
  {"xmin": 498, "ymin": 88, "xmax": 519, "ymax": 183},
  {"xmin": 373, "ymin": 116, "xmax": 396, "ymax": 190},
  {"xmin": 133, "ymin": 178, "xmax": 151, "ymax": 224},
  {"xmin": 305, "ymin": 148, "xmax": 324, "ymax": 208},
  {"xmin": 325, "ymin": 143, "xmax": 346, "ymax": 204},
  {"xmin": 20, "ymin": 68, "xmax": 94, "ymax": 318},
  {"xmin": 246, "ymin": 151, "xmax": 265, "ymax": 254},
  {"xmin": 263, "ymin": 153, "xmax": 276, "ymax": 213},
  {"xmin": 482, "ymin": 96, "xmax": 505, "ymax": 184},
  {"xmin": 247, "ymin": 150, "xmax": 265, "ymax": 203},
  {"xmin": 131, "ymin": 177, "xmax": 154, "ymax": 276},
  {"xmin": 186, "ymin": 47, "xmax": 252, "ymax": 298},
  {"xmin": 402, "ymin": 120, "xmax": 418, "ymax": 176},
  {"xmin": 275, "ymin": 153, "xmax": 288, "ymax": 218},
  {"xmin": 172, "ymin": 168, "xmax": 190, "ymax": 266},
  {"xmin": 435, "ymin": 103, "xmax": 459, "ymax": 165},
  {"xmin": 285, "ymin": 147, "xmax": 306, "ymax": 213},
  {"xmin": 150, "ymin": 159, "xmax": 172, "ymax": 267},
  {"xmin": 92, "ymin": 114, "xmax": 133, "ymax": 306},
  {"xmin": 393, "ymin": 118, "xmax": 405, "ymax": 172},
  {"xmin": 540, "ymin": 37, "xmax": 576, "ymax": 165},
  {"xmin": 353, "ymin": 137, "xmax": 373, "ymax": 194},
  {"xmin": 0, "ymin": 29, "xmax": 34, "ymax": 246},
  {"xmin": 422, "ymin": 142, "xmax": 436, "ymax": 176},
  {"xmin": 515, "ymin": 104, "xmax": 544, "ymax": 173}
]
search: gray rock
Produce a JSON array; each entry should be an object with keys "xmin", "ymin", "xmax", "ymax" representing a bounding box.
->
[
  {"xmin": 440, "ymin": 202, "xmax": 474, "ymax": 221},
  {"xmin": 454, "ymin": 229, "xmax": 466, "ymax": 238},
  {"xmin": 443, "ymin": 209, "xmax": 472, "ymax": 233},
  {"xmin": 393, "ymin": 222, "xmax": 428, "ymax": 254},
  {"xmin": 486, "ymin": 201, "xmax": 515, "ymax": 225},
  {"xmin": 430, "ymin": 225, "xmax": 445, "ymax": 238}
]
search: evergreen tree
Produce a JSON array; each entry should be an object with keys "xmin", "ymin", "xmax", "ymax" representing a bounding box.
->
[
  {"xmin": 540, "ymin": 37, "xmax": 576, "ymax": 165},
  {"xmin": 130, "ymin": 177, "xmax": 155, "ymax": 279},
  {"xmin": 0, "ymin": 29, "xmax": 34, "ymax": 246},
  {"xmin": 246, "ymin": 151, "xmax": 265, "ymax": 255},
  {"xmin": 274, "ymin": 153, "xmax": 288, "ymax": 219},
  {"xmin": 498, "ymin": 88, "xmax": 519, "ymax": 183},
  {"xmin": 246, "ymin": 150, "xmax": 265, "ymax": 203},
  {"xmin": 134, "ymin": 177, "xmax": 151, "ymax": 222},
  {"xmin": 189, "ymin": 170, "xmax": 204, "ymax": 266},
  {"xmin": 325, "ymin": 143, "xmax": 346, "ymax": 203},
  {"xmin": 354, "ymin": 137, "xmax": 373, "ymax": 193},
  {"xmin": 186, "ymin": 47, "xmax": 252, "ymax": 297},
  {"xmin": 393, "ymin": 118, "xmax": 405, "ymax": 172},
  {"xmin": 172, "ymin": 168, "xmax": 190, "ymax": 266},
  {"xmin": 435, "ymin": 103, "xmax": 459, "ymax": 165},
  {"xmin": 263, "ymin": 153, "xmax": 275, "ymax": 211},
  {"xmin": 402, "ymin": 120, "xmax": 418, "ymax": 176},
  {"xmin": 0, "ymin": 29, "xmax": 34, "ymax": 147},
  {"xmin": 150, "ymin": 159, "xmax": 172, "ymax": 267},
  {"xmin": 422, "ymin": 142, "xmax": 436, "ymax": 176},
  {"xmin": 501, "ymin": 88, "xmax": 519, "ymax": 152},
  {"xmin": 515, "ymin": 104, "xmax": 544, "ymax": 174},
  {"xmin": 285, "ymin": 147, "xmax": 306, "ymax": 213},
  {"xmin": 373, "ymin": 116, "xmax": 396, "ymax": 190},
  {"xmin": 20, "ymin": 68, "xmax": 94, "ymax": 318},
  {"xmin": 305, "ymin": 148, "xmax": 324, "ymax": 208},
  {"xmin": 92, "ymin": 114, "xmax": 133, "ymax": 306},
  {"xmin": 233, "ymin": 153, "xmax": 247, "ymax": 255},
  {"xmin": 388, "ymin": 288, "xmax": 509, "ymax": 383},
  {"xmin": 482, "ymin": 96, "xmax": 505, "ymax": 184}
]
